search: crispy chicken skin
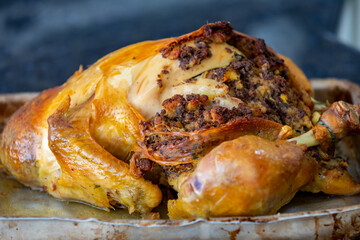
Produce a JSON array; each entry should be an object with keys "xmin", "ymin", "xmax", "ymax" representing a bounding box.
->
[
  {"xmin": 0, "ymin": 36, "xmax": 169, "ymax": 214},
  {"xmin": 1, "ymin": 21, "xmax": 360, "ymax": 217},
  {"xmin": 168, "ymin": 136, "xmax": 315, "ymax": 218}
]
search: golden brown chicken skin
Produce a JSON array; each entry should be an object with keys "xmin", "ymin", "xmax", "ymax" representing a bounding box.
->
[
  {"xmin": 167, "ymin": 135, "xmax": 316, "ymax": 218},
  {"xmin": 1, "ymin": 21, "xmax": 360, "ymax": 218}
]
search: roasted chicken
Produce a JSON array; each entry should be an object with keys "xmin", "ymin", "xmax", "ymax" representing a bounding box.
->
[{"xmin": 1, "ymin": 21, "xmax": 360, "ymax": 218}]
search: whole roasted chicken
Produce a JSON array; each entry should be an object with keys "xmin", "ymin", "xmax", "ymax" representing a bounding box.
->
[{"xmin": 1, "ymin": 22, "xmax": 360, "ymax": 218}]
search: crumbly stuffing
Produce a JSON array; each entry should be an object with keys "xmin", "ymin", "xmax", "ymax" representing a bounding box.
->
[
  {"xmin": 205, "ymin": 56, "xmax": 312, "ymax": 134},
  {"xmin": 135, "ymin": 21, "xmax": 314, "ymax": 175}
]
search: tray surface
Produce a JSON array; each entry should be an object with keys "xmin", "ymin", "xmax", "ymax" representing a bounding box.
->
[{"xmin": 1, "ymin": 79, "xmax": 360, "ymax": 239}]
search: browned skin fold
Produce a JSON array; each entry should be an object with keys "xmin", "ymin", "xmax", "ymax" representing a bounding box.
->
[
  {"xmin": 0, "ymin": 86, "xmax": 62, "ymax": 187},
  {"xmin": 47, "ymin": 96, "xmax": 162, "ymax": 213},
  {"xmin": 137, "ymin": 117, "xmax": 284, "ymax": 165}
]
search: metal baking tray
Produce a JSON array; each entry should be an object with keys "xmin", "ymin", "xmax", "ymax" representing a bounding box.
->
[{"xmin": 1, "ymin": 79, "xmax": 360, "ymax": 239}]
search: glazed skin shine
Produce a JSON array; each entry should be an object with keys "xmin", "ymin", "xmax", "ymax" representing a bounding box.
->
[{"xmin": 2, "ymin": 22, "xmax": 360, "ymax": 218}]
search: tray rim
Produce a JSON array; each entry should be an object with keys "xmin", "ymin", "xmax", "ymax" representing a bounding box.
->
[{"xmin": 0, "ymin": 202, "xmax": 359, "ymax": 227}]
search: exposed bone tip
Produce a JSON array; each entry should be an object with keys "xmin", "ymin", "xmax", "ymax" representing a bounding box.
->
[{"xmin": 287, "ymin": 129, "xmax": 319, "ymax": 147}]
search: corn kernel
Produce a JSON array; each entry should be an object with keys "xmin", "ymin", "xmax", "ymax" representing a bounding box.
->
[
  {"xmin": 280, "ymin": 94, "xmax": 288, "ymax": 103},
  {"xmin": 224, "ymin": 70, "xmax": 238, "ymax": 81}
]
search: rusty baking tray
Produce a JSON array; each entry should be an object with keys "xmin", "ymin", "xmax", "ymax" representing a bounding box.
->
[{"xmin": 1, "ymin": 79, "xmax": 360, "ymax": 239}]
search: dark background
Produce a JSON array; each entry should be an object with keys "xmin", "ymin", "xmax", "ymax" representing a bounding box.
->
[{"xmin": 0, "ymin": 0, "xmax": 359, "ymax": 93}]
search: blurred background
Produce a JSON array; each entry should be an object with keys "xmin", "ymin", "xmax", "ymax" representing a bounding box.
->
[{"xmin": 0, "ymin": 0, "xmax": 359, "ymax": 93}]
